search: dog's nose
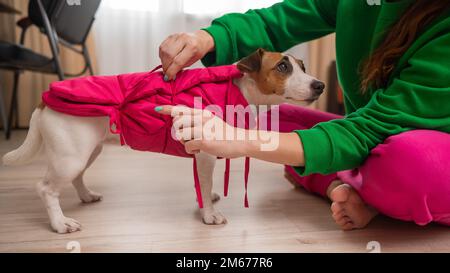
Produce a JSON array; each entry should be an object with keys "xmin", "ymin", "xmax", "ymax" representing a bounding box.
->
[{"xmin": 311, "ymin": 81, "xmax": 325, "ymax": 95}]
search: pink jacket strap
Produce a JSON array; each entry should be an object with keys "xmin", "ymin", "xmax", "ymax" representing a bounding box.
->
[
  {"xmin": 150, "ymin": 65, "xmax": 163, "ymax": 73},
  {"xmin": 223, "ymin": 79, "xmax": 232, "ymax": 198},
  {"xmin": 109, "ymin": 110, "xmax": 125, "ymax": 145},
  {"xmin": 224, "ymin": 159, "xmax": 230, "ymax": 197},
  {"xmin": 191, "ymin": 75, "xmax": 250, "ymax": 209},
  {"xmin": 244, "ymin": 157, "xmax": 250, "ymax": 208},
  {"xmin": 193, "ymin": 157, "xmax": 204, "ymax": 208}
]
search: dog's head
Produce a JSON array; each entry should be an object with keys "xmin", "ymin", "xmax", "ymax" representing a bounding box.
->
[{"xmin": 237, "ymin": 48, "xmax": 324, "ymax": 105}]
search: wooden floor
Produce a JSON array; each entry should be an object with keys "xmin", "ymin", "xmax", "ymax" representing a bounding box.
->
[{"xmin": 0, "ymin": 131, "xmax": 449, "ymax": 253}]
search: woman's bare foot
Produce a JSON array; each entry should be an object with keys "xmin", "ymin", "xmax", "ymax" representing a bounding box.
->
[{"xmin": 327, "ymin": 181, "xmax": 378, "ymax": 231}]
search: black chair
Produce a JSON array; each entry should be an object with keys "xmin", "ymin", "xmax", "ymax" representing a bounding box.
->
[{"xmin": 0, "ymin": 0, "xmax": 101, "ymax": 139}]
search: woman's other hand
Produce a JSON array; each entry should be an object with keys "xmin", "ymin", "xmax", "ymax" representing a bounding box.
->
[{"xmin": 159, "ymin": 30, "xmax": 215, "ymax": 80}]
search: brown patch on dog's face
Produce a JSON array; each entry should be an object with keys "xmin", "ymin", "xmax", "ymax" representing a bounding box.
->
[
  {"xmin": 237, "ymin": 48, "xmax": 293, "ymax": 96},
  {"xmin": 38, "ymin": 102, "xmax": 46, "ymax": 109},
  {"xmin": 296, "ymin": 59, "xmax": 306, "ymax": 72}
]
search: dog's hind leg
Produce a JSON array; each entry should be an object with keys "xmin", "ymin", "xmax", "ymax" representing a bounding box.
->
[
  {"xmin": 37, "ymin": 162, "xmax": 85, "ymax": 234},
  {"xmin": 37, "ymin": 108, "xmax": 106, "ymax": 233},
  {"xmin": 195, "ymin": 152, "xmax": 227, "ymax": 225},
  {"xmin": 72, "ymin": 145, "xmax": 103, "ymax": 203},
  {"xmin": 37, "ymin": 144, "xmax": 97, "ymax": 233}
]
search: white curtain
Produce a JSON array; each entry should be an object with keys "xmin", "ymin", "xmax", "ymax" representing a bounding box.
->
[{"xmin": 94, "ymin": 0, "xmax": 308, "ymax": 75}]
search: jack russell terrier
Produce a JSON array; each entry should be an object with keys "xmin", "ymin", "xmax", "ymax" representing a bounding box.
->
[{"xmin": 2, "ymin": 49, "xmax": 325, "ymax": 233}]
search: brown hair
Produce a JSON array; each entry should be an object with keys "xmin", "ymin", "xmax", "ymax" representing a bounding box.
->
[{"xmin": 360, "ymin": 0, "xmax": 450, "ymax": 93}]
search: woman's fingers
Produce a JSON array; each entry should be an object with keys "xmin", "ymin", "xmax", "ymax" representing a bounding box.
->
[
  {"xmin": 159, "ymin": 30, "xmax": 215, "ymax": 80},
  {"xmin": 155, "ymin": 105, "xmax": 189, "ymax": 116},
  {"xmin": 165, "ymin": 48, "xmax": 197, "ymax": 80},
  {"xmin": 159, "ymin": 33, "xmax": 196, "ymax": 79},
  {"xmin": 156, "ymin": 105, "xmax": 209, "ymax": 143},
  {"xmin": 159, "ymin": 35, "xmax": 177, "ymax": 71},
  {"xmin": 173, "ymin": 114, "xmax": 202, "ymax": 130},
  {"xmin": 155, "ymin": 105, "xmax": 173, "ymax": 116},
  {"xmin": 184, "ymin": 139, "xmax": 203, "ymax": 154},
  {"xmin": 175, "ymin": 127, "xmax": 203, "ymax": 142},
  {"xmin": 159, "ymin": 34, "xmax": 186, "ymax": 72},
  {"xmin": 159, "ymin": 35, "xmax": 185, "ymax": 73},
  {"xmin": 155, "ymin": 105, "xmax": 231, "ymax": 155},
  {"xmin": 156, "ymin": 105, "xmax": 207, "ymax": 117}
]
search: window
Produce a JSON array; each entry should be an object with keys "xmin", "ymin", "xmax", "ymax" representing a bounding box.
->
[
  {"xmin": 183, "ymin": 0, "xmax": 282, "ymax": 15},
  {"xmin": 102, "ymin": 0, "xmax": 159, "ymax": 12}
]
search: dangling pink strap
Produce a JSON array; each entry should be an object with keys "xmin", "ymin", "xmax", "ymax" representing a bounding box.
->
[
  {"xmin": 190, "ymin": 75, "xmax": 250, "ymax": 209},
  {"xmin": 222, "ymin": 79, "xmax": 231, "ymax": 198},
  {"xmin": 109, "ymin": 110, "xmax": 126, "ymax": 146},
  {"xmin": 193, "ymin": 158, "xmax": 204, "ymax": 208},
  {"xmin": 244, "ymin": 157, "xmax": 250, "ymax": 208},
  {"xmin": 224, "ymin": 159, "xmax": 230, "ymax": 197},
  {"xmin": 150, "ymin": 65, "xmax": 163, "ymax": 73}
]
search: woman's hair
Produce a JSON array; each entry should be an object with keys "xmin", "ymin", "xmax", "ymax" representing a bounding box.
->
[{"xmin": 360, "ymin": 0, "xmax": 450, "ymax": 93}]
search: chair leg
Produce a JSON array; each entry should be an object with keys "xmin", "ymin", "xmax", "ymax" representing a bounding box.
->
[
  {"xmin": 6, "ymin": 71, "xmax": 20, "ymax": 139},
  {"xmin": 83, "ymin": 45, "xmax": 94, "ymax": 75},
  {"xmin": 36, "ymin": 0, "xmax": 65, "ymax": 81},
  {"xmin": 14, "ymin": 78, "xmax": 19, "ymax": 129},
  {"xmin": 0, "ymin": 82, "xmax": 9, "ymax": 139}
]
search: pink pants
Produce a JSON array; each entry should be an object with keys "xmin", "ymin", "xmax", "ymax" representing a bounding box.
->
[{"xmin": 268, "ymin": 104, "xmax": 450, "ymax": 226}]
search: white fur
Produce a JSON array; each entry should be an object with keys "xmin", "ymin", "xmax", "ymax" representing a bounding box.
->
[
  {"xmin": 284, "ymin": 56, "xmax": 318, "ymax": 102},
  {"xmin": 2, "ymin": 108, "xmax": 43, "ymax": 166},
  {"xmin": 2, "ymin": 54, "xmax": 320, "ymax": 233}
]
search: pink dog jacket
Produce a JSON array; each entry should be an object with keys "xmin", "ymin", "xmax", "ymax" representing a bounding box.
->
[{"xmin": 42, "ymin": 65, "xmax": 251, "ymax": 208}]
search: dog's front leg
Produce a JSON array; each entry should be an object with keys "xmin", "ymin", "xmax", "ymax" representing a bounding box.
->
[{"xmin": 195, "ymin": 152, "xmax": 227, "ymax": 225}]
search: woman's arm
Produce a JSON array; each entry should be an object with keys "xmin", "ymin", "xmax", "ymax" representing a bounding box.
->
[
  {"xmin": 294, "ymin": 31, "xmax": 450, "ymax": 176},
  {"xmin": 245, "ymin": 131, "xmax": 305, "ymax": 166},
  {"xmin": 156, "ymin": 106, "xmax": 305, "ymax": 166},
  {"xmin": 202, "ymin": 0, "xmax": 338, "ymax": 66}
]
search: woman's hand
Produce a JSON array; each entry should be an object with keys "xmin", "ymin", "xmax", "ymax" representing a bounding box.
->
[
  {"xmin": 159, "ymin": 30, "xmax": 215, "ymax": 80},
  {"xmin": 156, "ymin": 105, "xmax": 306, "ymax": 167},
  {"xmin": 157, "ymin": 105, "xmax": 249, "ymax": 158}
]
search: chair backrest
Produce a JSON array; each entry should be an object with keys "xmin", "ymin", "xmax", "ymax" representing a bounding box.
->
[{"xmin": 29, "ymin": 0, "xmax": 101, "ymax": 45}]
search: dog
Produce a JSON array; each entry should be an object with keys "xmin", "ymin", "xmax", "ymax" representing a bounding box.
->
[{"xmin": 2, "ymin": 48, "xmax": 324, "ymax": 233}]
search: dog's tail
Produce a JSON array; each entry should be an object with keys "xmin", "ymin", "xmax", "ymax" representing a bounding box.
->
[{"xmin": 3, "ymin": 107, "xmax": 43, "ymax": 166}]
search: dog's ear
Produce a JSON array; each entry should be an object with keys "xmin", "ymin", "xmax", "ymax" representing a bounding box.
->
[{"xmin": 237, "ymin": 48, "xmax": 265, "ymax": 73}]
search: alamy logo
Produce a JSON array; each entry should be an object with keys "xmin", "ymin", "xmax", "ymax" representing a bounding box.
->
[
  {"xmin": 367, "ymin": 241, "xmax": 381, "ymax": 253},
  {"xmin": 367, "ymin": 0, "xmax": 381, "ymax": 5},
  {"xmin": 66, "ymin": 241, "xmax": 81, "ymax": 253},
  {"xmin": 67, "ymin": 0, "xmax": 81, "ymax": 6}
]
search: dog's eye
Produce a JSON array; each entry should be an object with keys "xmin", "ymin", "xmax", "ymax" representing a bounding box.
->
[{"xmin": 277, "ymin": 63, "xmax": 288, "ymax": 73}]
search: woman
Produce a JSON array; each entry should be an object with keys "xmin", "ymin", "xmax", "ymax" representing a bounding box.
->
[{"xmin": 157, "ymin": 0, "xmax": 450, "ymax": 230}]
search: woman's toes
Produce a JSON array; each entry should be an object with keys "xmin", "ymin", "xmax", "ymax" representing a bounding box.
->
[
  {"xmin": 335, "ymin": 216, "xmax": 352, "ymax": 226},
  {"xmin": 330, "ymin": 184, "xmax": 351, "ymax": 203},
  {"xmin": 332, "ymin": 209, "xmax": 345, "ymax": 220},
  {"xmin": 329, "ymin": 183, "xmax": 378, "ymax": 231},
  {"xmin": 342, "ymin": 222, "xmax": 355, "ymax": 231},
  {"xmin": 330, "ymin": 201, "xmax": 344, "ymax": 215}
]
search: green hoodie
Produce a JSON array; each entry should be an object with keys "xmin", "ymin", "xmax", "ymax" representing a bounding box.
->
[{"xmin": 201, "ymin": 0, "xmax": 450, "ymax": 176}]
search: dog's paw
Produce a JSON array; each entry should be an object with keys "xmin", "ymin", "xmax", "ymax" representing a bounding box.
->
[
  {"xmin": 79, "ymin": 191, "xmax": 103, "ymax": 203},
  {"xmin": 52, "ymin": 217, "xmax": 82, "ymax": 234},
  {"xmin": 201, "ymin": 210, "xmax": 227, "ymax": 225}
]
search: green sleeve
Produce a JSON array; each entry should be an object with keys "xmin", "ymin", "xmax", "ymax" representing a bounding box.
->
[
  {"xmin": 295, "ymin": 32, "xmax": 450, "ymax": 176},
  {"xmin": 201, "ymin": 0, "xmax": 338, "ymax": 66}
]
